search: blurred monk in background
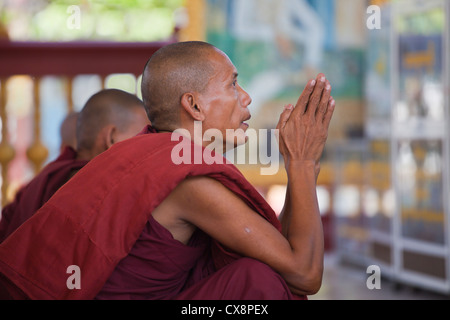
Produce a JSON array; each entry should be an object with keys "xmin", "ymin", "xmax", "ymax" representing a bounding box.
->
[
  {"xmin": 0, "ymin": 89, "xmax": 149, "ymax": 243},
  {"xmin": 59, "ymin": 111, "xmax": 79, "ymax": 153}
]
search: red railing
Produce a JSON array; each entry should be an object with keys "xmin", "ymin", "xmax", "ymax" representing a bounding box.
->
[{"xmin": 0, "ymin": 40, "xmax": 172, "ymax": 77}]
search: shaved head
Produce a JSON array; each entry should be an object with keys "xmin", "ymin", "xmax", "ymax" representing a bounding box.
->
[
  {"xmin": 60, "ymin": 111, "xmax": 79, "ymax": 151},
  {"xmin": 141, "ymin": 41, "xmax": 217, "ymax": 131},
  {"xmin": 77, "ymin": 89, "xmax": 146, "ymax": 152}
]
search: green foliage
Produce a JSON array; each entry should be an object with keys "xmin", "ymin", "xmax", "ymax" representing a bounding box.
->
[{"xmin": 1, "ymin": 0, "xmax": 184, "ymax": 41}]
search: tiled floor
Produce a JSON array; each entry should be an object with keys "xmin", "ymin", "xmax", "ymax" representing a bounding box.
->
[{"xmin": 309, "ymin": 253, "xmax": 449, "ymax": 300}]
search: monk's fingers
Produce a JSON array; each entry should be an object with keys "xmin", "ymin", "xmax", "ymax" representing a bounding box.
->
[
  {"xmin": 316, "ymin": 80, "xmax": 332, "ymax": 122},
  {"xmin": 276, "ymin": 104, "xmax": 294, "ymax": 131},
  {"xmin": 291, "ymin": 79, "xmax": 316, "ymax": 117},
  {"xmin": 304, "ymin": 73, "xmax": 327, "ymax": 119},
  {"xmin": 322, "ymin": 96, "xmax": 335, "ymax": 129}
]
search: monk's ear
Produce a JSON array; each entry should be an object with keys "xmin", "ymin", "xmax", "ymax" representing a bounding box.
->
[
  {"xmin": 103, "ymin": 125, "xmax": 116, "ymax": 149},
  {"xmin": 180, "ymin": 92, "xmax": 205, "ymax": 121}
]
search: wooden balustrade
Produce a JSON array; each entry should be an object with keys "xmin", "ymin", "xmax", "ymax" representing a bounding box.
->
[{"xmin": 0, "ymin": 78, "xmax": 15, "ymax": 206}]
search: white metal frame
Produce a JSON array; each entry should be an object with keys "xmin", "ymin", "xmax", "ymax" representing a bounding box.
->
[
  {"xmin": 444, "ymin": 0, "xmax": 450, "ymax": 295},
  {"xmin": 364, "ymin": 2, "xmax": 396, "ymax": 279}
]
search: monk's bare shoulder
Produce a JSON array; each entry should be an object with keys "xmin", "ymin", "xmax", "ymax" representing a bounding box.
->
[
  {"xmin": 151, "ymin": 176, "xmax": 226, "ymax": 244},
  {"xmin": 175, "ymin": 176, "xmax": 227, "ymax": 203}
]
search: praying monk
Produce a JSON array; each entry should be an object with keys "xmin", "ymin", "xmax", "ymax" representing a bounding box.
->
[
  {"xmin": 0, "ymin": 41, "xmax": 335, "ymax": 300},
  {"xmin": 0, "ymin": 89, "xmax": 149, "ymax": 244}
]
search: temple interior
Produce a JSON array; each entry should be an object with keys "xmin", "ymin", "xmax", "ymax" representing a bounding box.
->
[{"xmin": 0, "ymin": 0, "xmax": 450, "ymax": 300}]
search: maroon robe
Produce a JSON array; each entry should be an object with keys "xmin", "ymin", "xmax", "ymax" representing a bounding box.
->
[
  {"xmin": 0, "ymin": 126, "xmax": 305, "ymax": 300},
  {"xmin": 0, "ymin": 147, "xmax": 88, "ymax": 243}
]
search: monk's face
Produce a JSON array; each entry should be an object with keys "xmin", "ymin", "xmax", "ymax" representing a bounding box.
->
[{"xmin": 197, "ymin": 49, "xmax": 252, "ymax": 150}]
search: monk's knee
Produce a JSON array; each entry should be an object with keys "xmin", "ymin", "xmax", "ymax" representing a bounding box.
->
[
  {"xmin": 175, "ymin": 258, "xmax": 294, "ymax": 300},
  {"xmin": 228, "ymin": 258, "xmax": 292, "ymax": 299}
]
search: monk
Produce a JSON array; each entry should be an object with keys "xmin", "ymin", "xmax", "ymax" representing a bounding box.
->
[
  {"xmin": 0, "ymin": 89, "xmax": 149, "ymax": 243},
  {"xmin": 0, "ymin": 41, "xmax": 334, "ymax": 300},
  {"xmin": 59, "ymin": 111, "xmax": 79, "ymax": 153}
]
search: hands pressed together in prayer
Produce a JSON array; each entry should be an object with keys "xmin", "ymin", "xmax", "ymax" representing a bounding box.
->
[
  {"xmin": 276, "ymin": 73, "xmax": 335, "ymax": 178},
  {"xmin": 275, "ymin": 73, "xmax": 335, "ymax": 295}
]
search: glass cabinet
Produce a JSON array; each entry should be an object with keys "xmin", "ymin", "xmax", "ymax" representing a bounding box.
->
[
  {"xmin": 389, "ymin": 0, "xmax": 449, "ymax": 293},
  {"xmin": 362, "ymin": 0, "xmax": 449, "ymax": 294}
]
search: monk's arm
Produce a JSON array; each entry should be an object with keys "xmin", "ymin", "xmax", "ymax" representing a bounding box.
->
[
  {"xmin": 173, "ymin": 176, "xmax": 323, "ymax": 296},
  {"xmin": 275, "ymin": 162, "xmax": 324, "ymax": 294},
  {"xmin": 278, "ymin": 162, "xmax": 320, "ymax": 237}
]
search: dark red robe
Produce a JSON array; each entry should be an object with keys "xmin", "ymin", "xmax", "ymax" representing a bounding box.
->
[
  {"xmin": 0, "ymin": 126, "xmax": 304, "ymax": 300},
  {"xmin": 0, "ymin": 147, "xmax": 88, "ymax": 243}
]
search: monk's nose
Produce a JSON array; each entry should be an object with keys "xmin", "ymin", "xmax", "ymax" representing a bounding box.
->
[{"xmin": 240, "ymin": 86, "xmax": 252, "ymax": 108}]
